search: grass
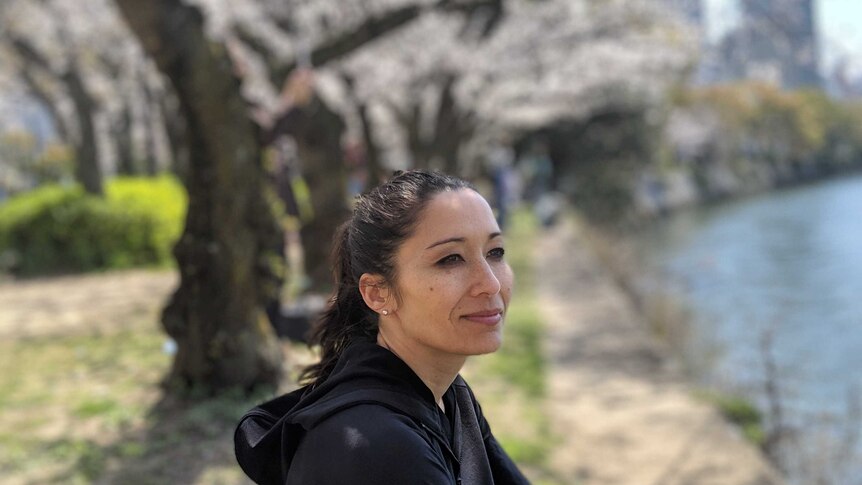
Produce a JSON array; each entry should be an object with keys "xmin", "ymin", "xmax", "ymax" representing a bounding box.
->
[
  {"xmin": 0, "ymin": 315, "xmax": 272, "ymax": 484},
  {"xmin": 695, "ymin": 391, "xmax": 766, "ymax": 447},
  {"xmin": 476, "ymin": 210, "xmax": 546, "ymax": 396}
]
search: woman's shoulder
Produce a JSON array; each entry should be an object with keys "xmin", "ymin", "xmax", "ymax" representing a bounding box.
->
[
  {"xmin": 305, "ymin": 402, "xmax": 434, "ymax": 451},
  {"xmin": 288, "ymin": 404, "xmax": 453, "ymax": 484}
]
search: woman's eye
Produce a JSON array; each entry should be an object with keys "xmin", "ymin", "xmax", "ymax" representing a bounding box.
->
[
  {"xmin": 488, "ymin": 247, "xmax": 505, "ymax": 260},
  {"xmin": 437, "ymin": 254, "xmax": 464, "ymax": 266}
]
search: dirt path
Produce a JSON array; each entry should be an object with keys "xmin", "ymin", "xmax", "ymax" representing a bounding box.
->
[
  {"xmin": 535, "ymin": 218, "xmax": 784, "ymax": 485},
  {"xmin": 0, "ymin": 269, "xmax": 177, "ymax": 339}
]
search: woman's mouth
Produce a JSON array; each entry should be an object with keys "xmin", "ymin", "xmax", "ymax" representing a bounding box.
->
[{"xmin": 462, "ymin": 309, "xmax": 503, "ymax": 325}]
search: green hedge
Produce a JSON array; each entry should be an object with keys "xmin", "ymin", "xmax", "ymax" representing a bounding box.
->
[{"xmin": 0, "ymin": 176, "xmax": 186, "ymax": 276}]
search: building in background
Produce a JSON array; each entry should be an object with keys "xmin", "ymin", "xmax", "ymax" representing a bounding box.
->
[
  {"xmin": 739, "ymin": 0, "xmax": 819, "ymax": 87},
  {"xmin": 667, "ymin": 0, "xmax": 823, "ymax": 89},
  {"xmin": 709, "ymin": 0, "xmax": 821, "ymax": 88},
  {"xmin": 665, "ymin": 0, "xmax": 705, "ymax": 26}
]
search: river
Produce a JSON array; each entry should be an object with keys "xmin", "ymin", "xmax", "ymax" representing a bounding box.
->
[{"xmin": 632, "ymin": 173, "xmax": 862, "ymax": 484}]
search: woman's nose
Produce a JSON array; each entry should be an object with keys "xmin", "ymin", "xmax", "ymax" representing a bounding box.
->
[{"xmin": 471, "ymin": 260, "xmax": 502, "ymax": 296}]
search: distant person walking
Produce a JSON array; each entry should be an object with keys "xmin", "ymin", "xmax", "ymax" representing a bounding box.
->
[
  {"xmin": 485, "ymin": 138, "xmax": 518, "ymax": 230},
  {"xmin": 520, "ymin": 139, "xmax": 559, "ymax": 227}
]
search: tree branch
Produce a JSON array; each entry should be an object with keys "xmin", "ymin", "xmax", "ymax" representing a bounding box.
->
[
  {"xmin": 8, "ymin": 36, "xmax": 53, "ymax": 72},
  {"xmin": 258, "ymin": 0, "xmax": 504, "ymax": 88},
  {"xmin": 271, "ymin": 4, "xmax": 423, "ymax": 85}
]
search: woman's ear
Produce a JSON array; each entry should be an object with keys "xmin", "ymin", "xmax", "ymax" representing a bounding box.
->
[{"xmin": 358, "ymin": 273, "xmax": 393, "ymax": 315}]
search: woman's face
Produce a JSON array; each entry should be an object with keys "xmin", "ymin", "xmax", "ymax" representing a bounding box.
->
[{"xmin": 384, "ymin": 188, "xmax": 513, "ymax": 359}]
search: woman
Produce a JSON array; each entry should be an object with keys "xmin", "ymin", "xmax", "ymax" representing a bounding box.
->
[{"xmin": 235, "ymin": 171, "xmax": 530, "ymax": 484}]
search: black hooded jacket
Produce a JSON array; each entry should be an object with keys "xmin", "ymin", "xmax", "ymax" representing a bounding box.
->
[{"xmin": 235, "ymin": 341, "xmax": 530, "ymax": 484}]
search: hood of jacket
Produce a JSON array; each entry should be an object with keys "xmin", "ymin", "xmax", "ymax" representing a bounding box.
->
[{"xmin": 234, "ymin": 340, "xmax": 453, "ymax": 485}]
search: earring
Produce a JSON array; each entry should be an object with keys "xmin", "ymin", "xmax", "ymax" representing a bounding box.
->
[{"xmin": 381, "ymin": 310, "xmax": 389, "ymax": 316}]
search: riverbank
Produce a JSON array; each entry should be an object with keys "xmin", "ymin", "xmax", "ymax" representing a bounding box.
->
[
  {"xmin": 620, "ymin": 173, "xmax": 862, "ymax": 485},
  {"xmin": 632, "ymin": 162, "xmax": 862, "ymax": 222},
  {"xmin": 535, "ymin": 213, "xmax": 783, "ymax": 484}
]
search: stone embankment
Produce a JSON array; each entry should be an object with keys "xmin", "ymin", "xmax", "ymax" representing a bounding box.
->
[{"xmin": 535, "ymin": 216, "xmax": 783, "ymax": 485}]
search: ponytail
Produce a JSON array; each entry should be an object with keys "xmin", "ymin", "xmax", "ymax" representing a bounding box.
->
[{"xmin": 299, "ymin": 222, "xmax": 376, "ymax": 387}]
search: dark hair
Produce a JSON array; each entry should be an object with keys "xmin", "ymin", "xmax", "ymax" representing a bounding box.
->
[{"xmin": 299, "ymin": 170, "xmax": 472, "ymax": 388}]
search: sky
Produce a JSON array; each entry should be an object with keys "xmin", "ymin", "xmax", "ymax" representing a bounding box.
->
[{"xmin": 704, "ymin": 0, "xmax": 862, "ymax": 74}]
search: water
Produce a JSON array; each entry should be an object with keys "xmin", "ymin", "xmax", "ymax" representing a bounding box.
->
[{"xmin": 633, "ymin": 174, "xmax": 862, "ymax": 482}]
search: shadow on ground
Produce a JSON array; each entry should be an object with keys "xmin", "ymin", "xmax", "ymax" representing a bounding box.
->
[{"xmin": 57, "ymin": 390, "xmax": 267, "ymax": 485}]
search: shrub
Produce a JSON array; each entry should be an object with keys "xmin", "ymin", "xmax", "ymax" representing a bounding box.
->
[{"xmin": 0, "ymin": 176, "xmax": 186, "ymax": 276}]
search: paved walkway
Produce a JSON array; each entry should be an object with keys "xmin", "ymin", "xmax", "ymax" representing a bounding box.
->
[
  {"xmin": 535, "ymin": 217, "xmax": 783, "ymax": 485},
  {"xmin": 0, "ymin": 270, "xmax": 177, "ymax": 339}
]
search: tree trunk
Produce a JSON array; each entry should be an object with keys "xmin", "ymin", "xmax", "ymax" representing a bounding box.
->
[
  {"xmin": 357, "ymin": 102, "xmax": 386, "ymax": 186},
  {"xmin": 159, "ymin": 92, "xmax": 190, "ymax": 181},
  {"xmin": 63, "ymin": 63, "xmax": 103, "ymax": 195},
  {"xmin": 292, "ymin": 97, "xmax": 349, "ymax": 293},
  {"xmin": 261, "ymin": 88, "xmax": 349, "ymax": 294},
  {"xmin": 432, "ymin": 74, "xmax": 473, "ymax": 175},
  {"xmin": 398, "ymin": 102, "xmax": 430, "ymax": 169},
  {"xmin": 341, "ymin": 73, "xmax": 385, "ymax": 186},
  {"xmin": 115, "ymin": 101, "xmax": 136, "ymax": 175},
  {"xmin": 140, "ymin": 71, "xmax": 161, "ymax": 176},
  {"xmin": 115, "ymin": 0, "xmax": 284, "ymax": 392}
]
